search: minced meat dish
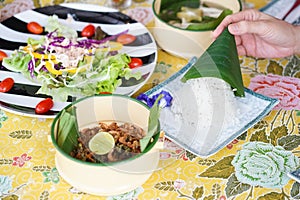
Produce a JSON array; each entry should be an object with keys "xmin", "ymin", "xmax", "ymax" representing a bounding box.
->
[{"xmin": 70, "ymin": 122, "xmax": 146, "ymax": 163}]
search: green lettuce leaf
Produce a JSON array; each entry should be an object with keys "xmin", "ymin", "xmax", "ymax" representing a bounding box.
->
[
  {"xmin": 27, "ymin": 37, "xmax": 45, "ymax": 45},
  {"xmin": 2, "ymin": 52, "xmax": 31, "ymax": 73},
  {"xmin": 35, "ymin": 53, "xmax": 141, "ymax": 101},
  {"xmin": 37, "ymin": 86, "xmax": 72, "ymax": 102},
  {"xmin": 45, "ymin": 15, "xmax": 77, "ymax": 38},
  {"xmin": 181, "ymin": 27, "xmax": 245, "ymax": 97}
]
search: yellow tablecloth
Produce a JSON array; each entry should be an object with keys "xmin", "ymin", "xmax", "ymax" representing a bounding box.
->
[{"xmin": 1, "ymin": 0, "xmax": 300, "ymax": 199}]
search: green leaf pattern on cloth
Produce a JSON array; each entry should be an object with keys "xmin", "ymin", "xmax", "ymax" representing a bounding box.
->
[
  {"xmin": 257, "ymin": 192, "xmax": 285, "ymax": 200},
  {"xmin": 249, "ymin": 129, "xmax": 269, "ymax": 143},
  {"xmin": 0, "ymin": 110, "xmax": 8, "ymax": 128},
  {"xmin": 232, "ymin": 142, "xmax": 299, "ymax": 188},
  {"xmin": 42, "ymin": 168, "xmax": 60, "ymax": 184},
  {"xmin": 269, "ymin": 125, "xmax": 288, "ymax": 146},
  {"xmin": 192, "ymin": 186, "xmax": 204, "ymax": 199},
  {"xmin": 225, "ymin": 174, "xmax": 251, "ymax": 198},
  {"xmin": 290, "ymin": 182, "xmax": 300, "ymax": 199},
  {"xmin": 199, "ymin": 155, "xmax": 235, "ymax": 179},
  {"xmin": 0, "ymin": 175, "xmax": 12, "ymax": 196},
  {"xmin": 278, "ymin": 135, "xmax": 300, "ymax": 151}
]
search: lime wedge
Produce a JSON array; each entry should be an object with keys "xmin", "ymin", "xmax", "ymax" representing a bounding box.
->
[{"xmin": 88, "ymin": 132, "xmax": 115, "ymax": 155}]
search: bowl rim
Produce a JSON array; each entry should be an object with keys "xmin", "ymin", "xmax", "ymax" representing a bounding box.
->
[
  {"xmin": 50, "ymin": 94, "xmax": 160, "ymax": 167},
  {"xmin": 152, "ymin": 0, "xmax": 242, "ymax": 32}
]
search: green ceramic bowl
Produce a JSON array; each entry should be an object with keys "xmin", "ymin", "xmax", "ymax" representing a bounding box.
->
[
  {"xmin": 151, "ymin": 0, "xmax": 242, "ymax": 59},
  {"xmin": 51, "ymin": 94, "xmax": 161, "ymax": 196}
]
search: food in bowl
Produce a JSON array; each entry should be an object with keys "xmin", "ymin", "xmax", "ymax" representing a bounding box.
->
[
  {"xmin": 55, "ymin": 95, "xmax": 160, "ymax": 164},
  {"xmin": 158, "ymin": 0, "xmax": 233, "ymax": 31},
  {"xmin": 151, "ymin": 0, "xmax": 241, "ymax": 58},
  {"xmin": 70, "ymin": 121, "xmax": 148, "ymax": 163},
  {"xmin": 51, "ymin": 95, "xmax": 161, "ymax": 196}
]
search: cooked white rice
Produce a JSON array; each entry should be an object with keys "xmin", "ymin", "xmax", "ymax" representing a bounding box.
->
[{"xmin": 160, "ymin": 77, "xmax": 241, "ymax": 154}]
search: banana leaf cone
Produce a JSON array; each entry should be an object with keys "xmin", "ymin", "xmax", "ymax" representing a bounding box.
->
[{"xmin": 181, "ymin": 27, "xmax": 245, "ymax": 97}]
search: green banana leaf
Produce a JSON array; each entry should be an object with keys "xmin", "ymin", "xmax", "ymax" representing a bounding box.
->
[
  {"xmin": 140, "ymin": 95, "xmax": 162, "ymax": 152},
  {"xmin": 186, "ymin": 9, "xmax": 232, "ymax": 31},
  {"xmin": 57, "ymin": 106, "xmax": 79, "ymax": 154},
  {"xmin": 160, "ymin": 0, "xmax": 199, "ymax": 11},
  {"xmin": 181, "ymin": 27, "xmax": 245, "ymax": 97}
]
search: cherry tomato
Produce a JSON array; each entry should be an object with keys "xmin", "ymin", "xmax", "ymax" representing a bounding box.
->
[
  {"xmin": 116, "ymin": 34, "xmax": 136, "ymax": 45},
  {"xmin": 0, "ymin": 50, "xmax": 8, "ymax": 61},
  {"xmin": 0, "ymin": 77, "xmax": 14, "ymax": 93},
  {"xmin": 81, "ymin": 24, "xmax": 96, "ymax": 38},
  {"xmin": 35, "ymin": 98, "xmax": 54, "ymax": 114},
  {"xmin": 27, "ymin": 22, "xmax": 43, "ymax": 34},
  {"xmin": 129, "ymin": 58, "xmax": 143, "ymax": 69}
]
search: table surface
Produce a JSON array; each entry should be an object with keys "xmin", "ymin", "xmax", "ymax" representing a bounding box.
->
[{"xmin": 1, "ymin": 0, "xmax": 300, "ymax": 199}]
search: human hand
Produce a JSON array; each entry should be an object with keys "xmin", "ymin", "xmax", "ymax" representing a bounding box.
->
[{"xmin": 212, "ymin": 9, "xmax": 300, "ymax": 58}]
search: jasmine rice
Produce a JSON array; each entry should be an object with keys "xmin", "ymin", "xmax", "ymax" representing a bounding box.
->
[
  {"xmin": 148, "ymin": 69, "xmax": 276, "ymax": 157},
  {"xmin": 160, "ymin": 77, "xmax": 241, "ymax": 154}
]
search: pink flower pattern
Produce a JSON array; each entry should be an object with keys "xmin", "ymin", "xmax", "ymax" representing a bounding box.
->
[
  {"xmin": 126, "ymin": 7, "xmax": 153, "ymax": 25},
  {"xmin": 173, "ymin": 179, "xmax": 185, "ymax": 190},
  {"xmin": 12, "ymin": 153, "xmax": 32, "ymax": 167},
  {"xmin": 163, "ymin": 138, "xmax": 183, "ymax": 152},
  {"xmin": 248, "ymin": 74, "xmax": 300, "ymax": 110}
]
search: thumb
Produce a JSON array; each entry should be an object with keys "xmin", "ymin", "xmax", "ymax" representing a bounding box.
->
[{"xmin": 228, "ymin": 21, "xmax": 269, "ymax": 36}]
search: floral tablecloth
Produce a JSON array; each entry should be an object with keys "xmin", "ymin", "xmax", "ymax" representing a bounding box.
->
[{"xmin": 1, "ymin": 0, "xmax": 300, "ymax": 199}]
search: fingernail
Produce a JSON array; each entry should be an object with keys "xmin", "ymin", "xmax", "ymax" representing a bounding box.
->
[{"xmin": 229, "ymin": 24, "xmax": 239, "ymax": 34}]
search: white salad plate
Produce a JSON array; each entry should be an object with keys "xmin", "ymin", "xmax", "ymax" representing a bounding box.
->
[
  {"xmin": 145, "ymin": 57, "xmax": 279, "ymax": 157},
  {"xmin": 0, "ymin": 3, "xmax": 157, "ymax": 118}
]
